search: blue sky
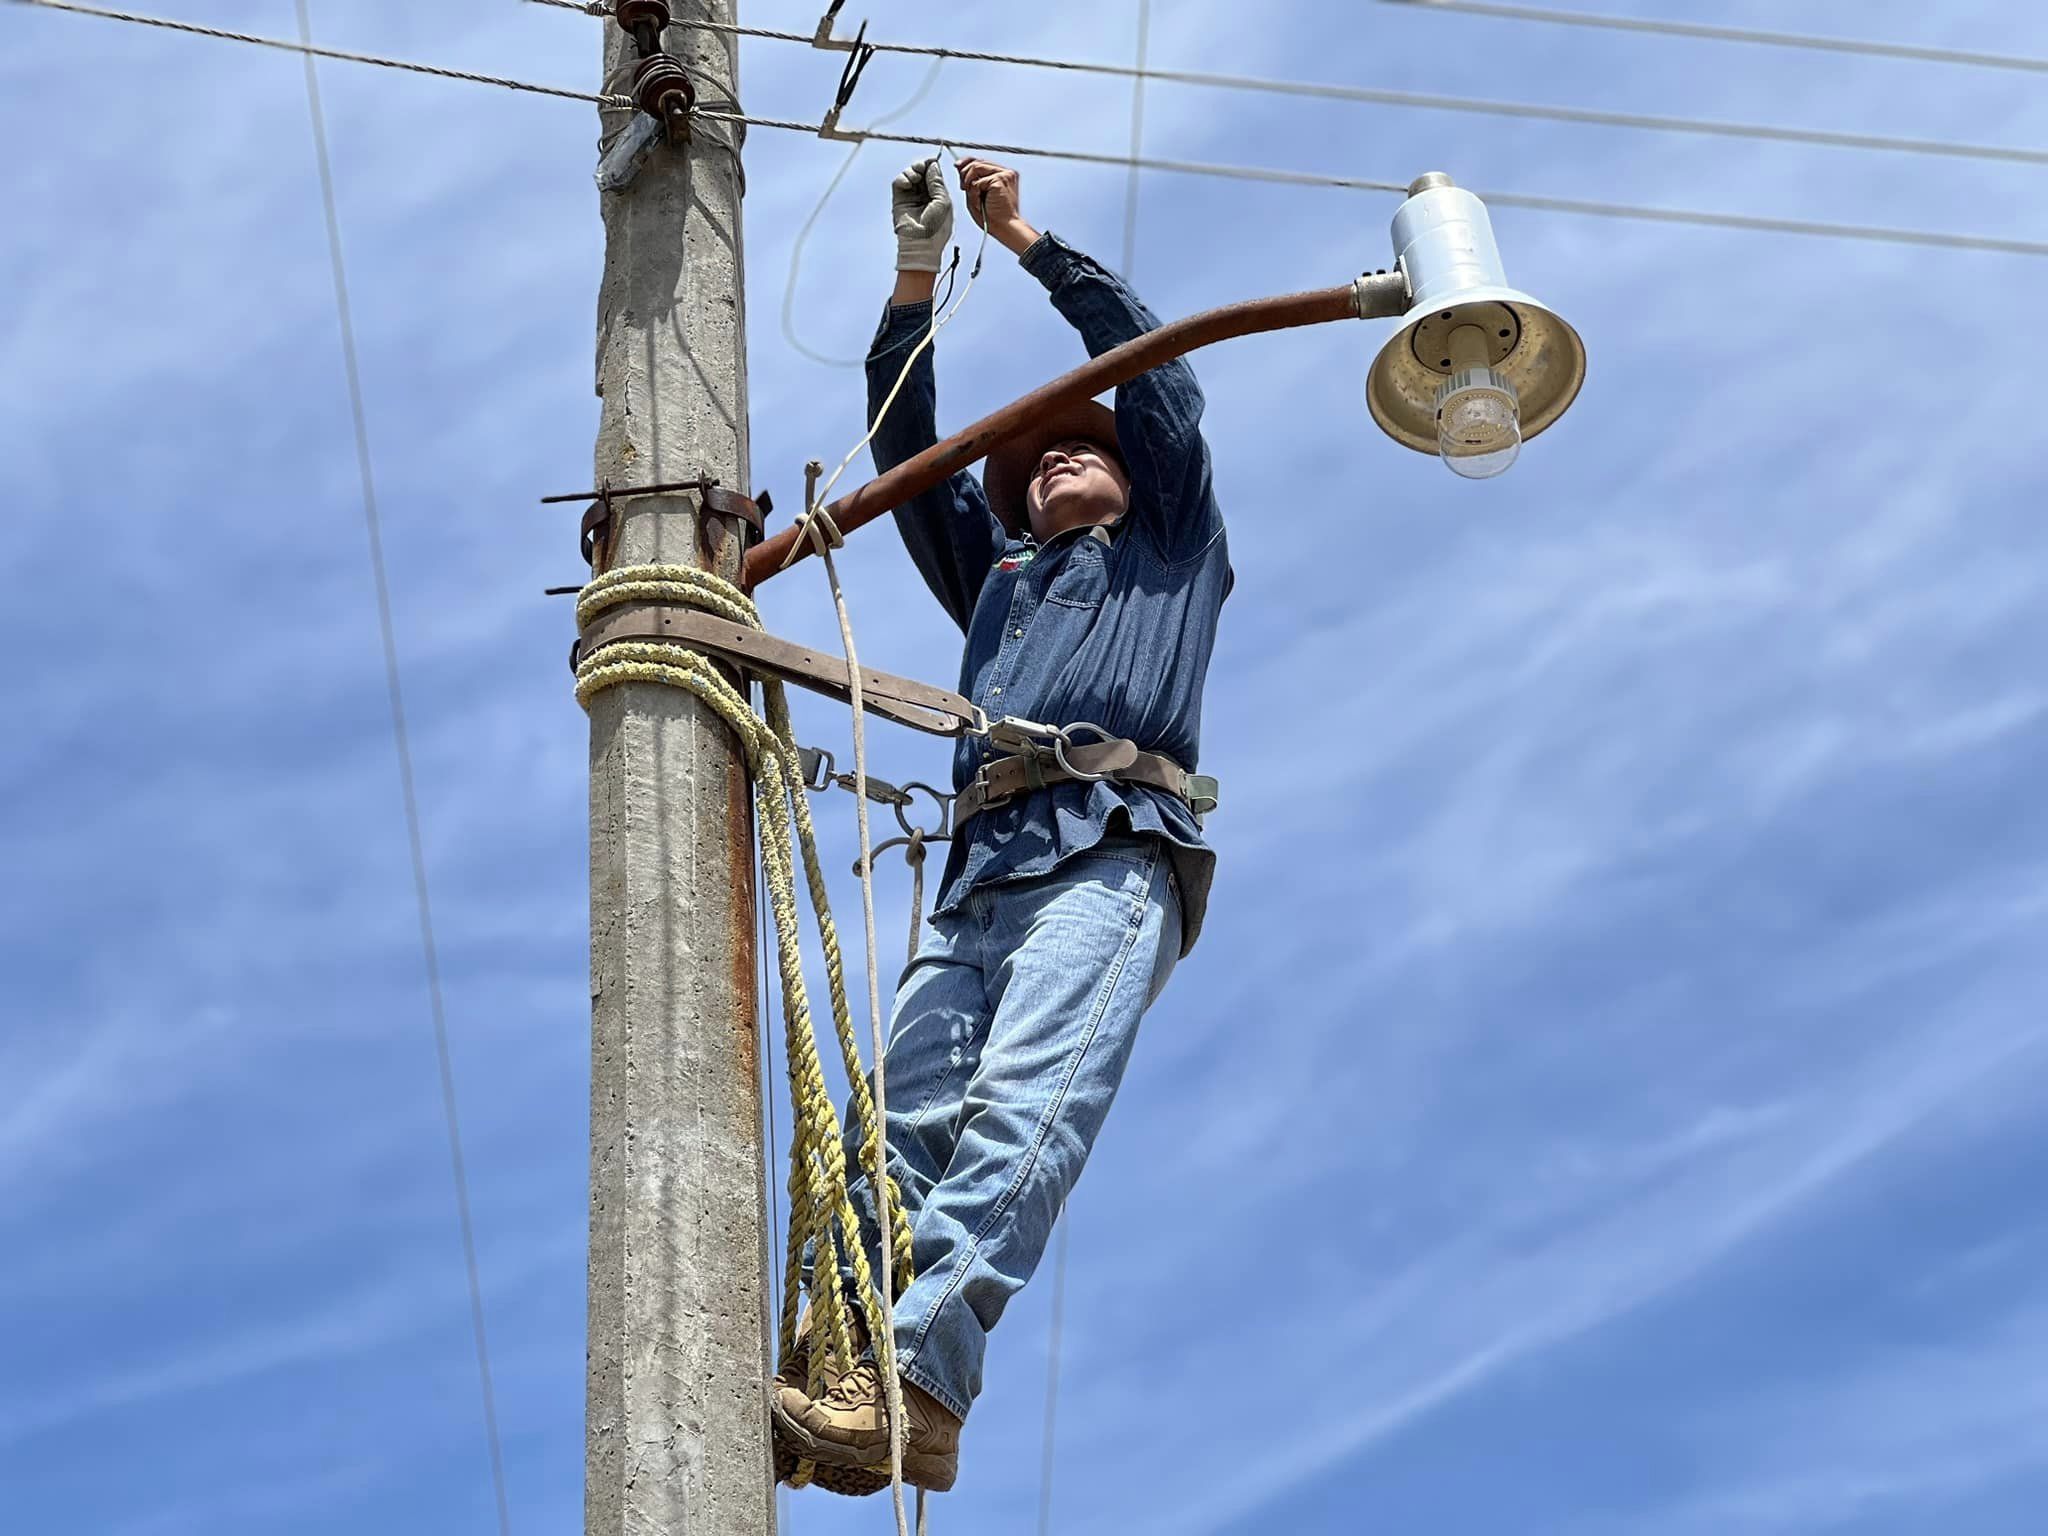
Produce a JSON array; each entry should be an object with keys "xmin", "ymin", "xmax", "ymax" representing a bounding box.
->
[{"xmin": 4, "ymin": 1, "xmax": 2047, "ymax": 1532}]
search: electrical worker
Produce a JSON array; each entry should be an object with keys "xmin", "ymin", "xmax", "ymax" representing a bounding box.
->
[{"xmin": 772, "ymin": 155, "xmax": 1231, "ymax": 1493}]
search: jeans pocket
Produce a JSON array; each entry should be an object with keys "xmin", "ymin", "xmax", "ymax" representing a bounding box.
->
[{"xmin": 1083, "ymin": 834, "xmax": 1155, "ymax": 868}]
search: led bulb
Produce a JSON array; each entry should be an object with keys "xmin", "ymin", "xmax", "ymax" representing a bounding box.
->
[{"xmin": 1435, "ymin": 366, "xmax": 1522, "ymax": 480}]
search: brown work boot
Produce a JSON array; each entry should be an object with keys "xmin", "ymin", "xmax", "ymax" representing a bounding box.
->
[
  {"xmin": 772, "ymin": 1306, "xmax": 870, "ymax": 1398},
  {"xmin": 773, "ymin": 1360, "xmax": 961, "ymax": 1492},
  {"xmin": 772, "ymin": 1310, "xmax": 889, "ymax": 1497}
]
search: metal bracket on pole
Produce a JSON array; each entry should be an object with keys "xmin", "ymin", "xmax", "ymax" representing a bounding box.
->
[{"xmin": 542, "ymin": 476, "xmax": 773, "ymax": 573}]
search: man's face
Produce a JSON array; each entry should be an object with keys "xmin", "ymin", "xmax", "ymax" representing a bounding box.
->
[{"xmin": 1024, "ymin": 437, "xmax": 1130, "ymax": 542}]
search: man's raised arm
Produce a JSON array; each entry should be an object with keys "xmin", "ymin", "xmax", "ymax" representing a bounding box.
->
[
  {"xmin": 957, "ymin": 158, "xmax": 1220, "ymax": 566},
  {"xmin": 867, "ymin": 158, "xmax": 1005, "ymax": 633}
]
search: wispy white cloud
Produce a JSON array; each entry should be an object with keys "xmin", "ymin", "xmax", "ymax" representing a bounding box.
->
[
  {"xmin": 1619, "ymin": 1299, "xmax": 2048, "ymax": 1535},
  {"xmin": 1076, "ymin": 947, "xmax": 2048, "ymax": 1535},
  {"xmin": 0, "ymin": 1224, "xmax": 577, "ymax": 1447}
]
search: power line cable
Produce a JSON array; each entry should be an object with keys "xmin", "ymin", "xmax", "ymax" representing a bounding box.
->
[
  {"xmin": 15, "ymin": 1, "xmax": 2048, "ymax": 259},
  {"xmin": 292, "ymin": 5, "xmax": 511, "ymax": 1533},
  {"xmin": 7, "ymin": 0, "xmax": 631, "ymax": 103},
  {"xmin": 660, "ymin": 14, "xmax": 2048, "ymax": 171},
  {"xmin": 700, "ymin": 112, "xmax": 2048, "ymax": 261},
  {"xmin": 1375, "ymin": 0, "xmax": 2048, "ymax": 75}
]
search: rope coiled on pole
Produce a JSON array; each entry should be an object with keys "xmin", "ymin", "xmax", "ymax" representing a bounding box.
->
[{"xmin": 575, "ymin": 561, "xmax": 914, "ymax": 1489}]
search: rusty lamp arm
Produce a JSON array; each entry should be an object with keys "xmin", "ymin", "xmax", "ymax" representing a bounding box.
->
[{"xmin": 743, "ymin": 271, "xmax": 1411, "ymax": 589}]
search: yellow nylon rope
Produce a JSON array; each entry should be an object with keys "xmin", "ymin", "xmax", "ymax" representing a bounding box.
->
[{"xmin": 575, "ymin": 561, "xmax": 914, "ymax": 1488}]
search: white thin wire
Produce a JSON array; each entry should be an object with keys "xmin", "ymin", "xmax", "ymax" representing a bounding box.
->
[
  {"xmin": 791, "ymin": 202, "xmax": 994, "ymax": 552},
  {"xmin": 814, "ymin": 536, "xmax": 912, "ymax": 1536},
  {"xmin": 783, "ymin": 56, "xmax": 950, "ymax": 370},
  {"xmin": 1377, "ymin": 0, "xmax": 2048, "ymax": 75}
]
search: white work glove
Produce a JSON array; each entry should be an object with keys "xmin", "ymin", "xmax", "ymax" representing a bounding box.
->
[{"xmin": 891, "ymin": 157, "xmax": 953, "ymax": 273}]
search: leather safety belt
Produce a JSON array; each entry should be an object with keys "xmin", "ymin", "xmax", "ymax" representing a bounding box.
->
[{"xmin": 953, "ymin": 734, "xmax": 1219, "ymax": 829}]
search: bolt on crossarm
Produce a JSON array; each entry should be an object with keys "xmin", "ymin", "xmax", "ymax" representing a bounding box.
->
[{"xmin": 745, "ymin": 173, "xmax": 1586, "ymax": 589}]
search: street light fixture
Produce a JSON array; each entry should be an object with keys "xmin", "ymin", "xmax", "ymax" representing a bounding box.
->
[{"xmin": 1366, "ymin": 172, "xmax": 1587, "ymax": 479}]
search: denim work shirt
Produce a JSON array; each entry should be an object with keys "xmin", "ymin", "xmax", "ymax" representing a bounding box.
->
[{"xmin": 865, "ymin": 232, "xmax": 1232, "ymax": 955}]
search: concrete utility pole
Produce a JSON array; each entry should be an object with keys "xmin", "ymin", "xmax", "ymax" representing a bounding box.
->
[{"xmin": 585, "ymin": 5, "xmax": 772, "ymax": 1534}]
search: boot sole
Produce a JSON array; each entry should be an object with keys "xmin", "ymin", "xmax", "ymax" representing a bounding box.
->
[
  {"xmin": 770, "ymin": 1399, "xmax": 958, "ymax": 1493},
  {"xmin": 775, "ymin": 1440, "xmax": 889, "ymax": 1497}
]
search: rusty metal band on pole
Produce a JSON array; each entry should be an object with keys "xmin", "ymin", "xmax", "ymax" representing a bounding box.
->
[{"xmin": 744, "ymin": 281, "xmax": 1379, "ymax": 588}]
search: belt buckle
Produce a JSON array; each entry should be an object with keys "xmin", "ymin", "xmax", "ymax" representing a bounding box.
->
[{"xmin": 969, "ymin": 762, "xmax": 1013, "ymax": 812}]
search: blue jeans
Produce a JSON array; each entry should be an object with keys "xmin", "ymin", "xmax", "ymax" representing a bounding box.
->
[{"xmin": 838, "ymin": 835, "xmax": 1183, "ymax": 1421}]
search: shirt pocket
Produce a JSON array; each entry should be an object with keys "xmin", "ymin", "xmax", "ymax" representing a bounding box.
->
[{"xmin": 1041, "ymin": 540, "xmax": 1110, "ymax": 611}]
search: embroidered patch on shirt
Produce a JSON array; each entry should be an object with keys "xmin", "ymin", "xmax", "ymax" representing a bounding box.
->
[{"xmin": 997, "ymin": 549, "xmax": 1036, "ymax": 573}]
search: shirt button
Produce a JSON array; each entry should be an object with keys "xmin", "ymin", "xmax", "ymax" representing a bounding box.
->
[
  {"xmin": 1012, "ymin": 628, "xmax": 1024, "ymax": 638},
  {"xmin": 992, "ymin": 686, "xmax": 1003, "ymax": 695}
]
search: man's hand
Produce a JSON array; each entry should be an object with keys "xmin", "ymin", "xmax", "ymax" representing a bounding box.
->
[
  {"xmin": 956, "ymin": 157, "xmax": 1041, "ymax": 257},
  {"xmin": 891, "ymin": 157, "xmax": 954, "ymax": 273}
]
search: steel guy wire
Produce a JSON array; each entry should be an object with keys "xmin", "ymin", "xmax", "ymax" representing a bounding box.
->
[
  {"xmin": 293, "ymin": 5, "xmax": 511, "ymax": 1534},
  {"xmin": 655, "ymin": 13, "xmax": 2048, "ymax": 172},
  {"xmin": 1377, "ymin": 0, "xmax": 2048, "ymax": 75},
  {"xmin": 16, "ymin": 1, "xmax": 2048, "ymax": 260}
]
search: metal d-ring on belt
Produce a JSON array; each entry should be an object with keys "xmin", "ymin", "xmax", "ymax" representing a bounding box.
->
[
  {"xmin": 797, "ymin": 745, "xmax": 957, "ymax": 876},
  {"xmin": 573, "ymin": 601, "xmax": 1221, "ymax": 824}
]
